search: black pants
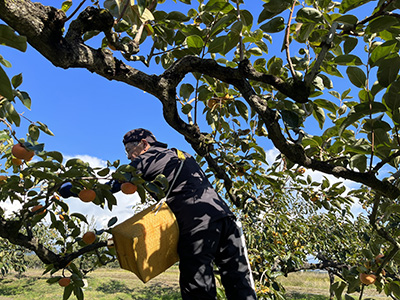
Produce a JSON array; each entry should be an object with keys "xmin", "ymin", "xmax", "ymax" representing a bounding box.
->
[{"xmin": 178, "ymin": 217, "xmax": 257, "ymax": 300}]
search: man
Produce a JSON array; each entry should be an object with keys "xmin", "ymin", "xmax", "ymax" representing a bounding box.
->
[{"xmin": 122, "ymin": 128, "xmax": 257, "ymax": 300}]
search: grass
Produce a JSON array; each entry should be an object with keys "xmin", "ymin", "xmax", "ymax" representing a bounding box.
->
[
  {"xmin": 0, "ymin": 268, "xmax": 392, "ymax": 300},
  {"xmin": 280, "ymin": 272, "xmax": 392, "ymax": 300},
  {"xmin": 0, "ymin": 268, "xmax": 181, "ymax": 300}
]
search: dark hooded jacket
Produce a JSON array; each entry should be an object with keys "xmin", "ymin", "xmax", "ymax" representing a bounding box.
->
[{"xmin": 130, "ymin": 143, "xmax": 234, "ymax": 235}]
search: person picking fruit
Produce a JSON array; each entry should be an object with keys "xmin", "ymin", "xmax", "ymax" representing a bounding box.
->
[{"xmin": 120, "ymin": 128, "xmax": 257, "ymax": 300}]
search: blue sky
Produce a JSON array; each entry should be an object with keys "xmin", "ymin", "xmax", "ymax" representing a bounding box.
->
[{"xmin": 0, "ymin": 0, "xmax": 369, "ymax": 227}]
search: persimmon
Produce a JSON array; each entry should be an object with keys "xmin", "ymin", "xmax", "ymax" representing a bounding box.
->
[
  {"xmin": 0, "ymin": 175, "xmax": 7, "ymax": 183},
  {"xmin": 375, "ymin": 254, "xmax": 385, "ymax": 264},
  {"xmin": 82, "ymin": 231, "xmax": 96, "ymax": 245},
  {"xmin": 78, "ymin": 189, "xmax": 96, "ymax": 203},
  {"xmin": 31, "ymin": 204, "xmax": 46, "ymax": 215},
  {"xmin": 58, "ymin": 277, "xmax": 71, "ymax": 287},
  {"xmin": 360, "ymin": 273, "xmax": 377, "ymax": 285},
  {"xmin": 12, "ymin": 143, "xmax": 34, "ymax": 161},
  {"xmin": 11, "ymin": 158, "xmax": 23, "ymax": 166},
  {"xmin": 121, "ymin": 182, "xmax": 137, "ymax": 194},
  {"xmin": 236, "ymin": 167, "xmax": 246, "ymax": 176},
  {"xmin": 296, "ymin": 167, "xmax": 306, "ymax": 174},
  {"xmin": 207, "ymin": 97, "xmax": 223, "ymax": 109}
]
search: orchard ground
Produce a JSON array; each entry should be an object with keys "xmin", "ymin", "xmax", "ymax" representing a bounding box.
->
[{"xmin": 0, "ymin": 267, "xmax": 392, "ymax": 300}]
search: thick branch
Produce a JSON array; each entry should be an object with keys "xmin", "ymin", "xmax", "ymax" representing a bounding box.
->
[{"xmin": 0, "ymin": 217, "xmax": 59, "ymax": 265}]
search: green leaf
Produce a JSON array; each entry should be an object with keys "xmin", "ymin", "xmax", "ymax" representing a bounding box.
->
[
  {"xmin": 46, "ymin": 151, "xmax": 63, "ymax": 163},
  {"xmin": 97, "ymin": 168, "xmax": 110, "ymax": 177},
  {"xmin": 343, "ymin": 37, "xmax": 358, "ymax": 54},
  {"xmin": 63, "ymin": 284, "xmax": 73, "ymax": 300},
  {"xmin": 204, "ymin": 0, "xmax": 234, "ymax": 14},
  {"xmin": 258, "ymin": 0, "xmax": 291, "ymax": 22},
  {"xmin": 181, "ymin": 104, "xmax": 193, "ymax": 114},
  {"xmin": 16, "ymin": 91, "xmax": 31, "ymax": 109},
  {"xmin": 383, "ymin": 79, "xmax": 400, "ymax": 113},
  {"xmin": 281, "ymin": 110, "xmax": 300, "ymax": 128},
  {"xmin": 234, "ymin": 100, "xmax": 249, "ymax": 122},
  {"xmin": 209, "ymin": 14, "xmax": 237, "ymax": 37},
  {"xmin": 338, "ymin": 102, "xmax": 387, "ymax": 136},
  {"xmin": 208, "ymin": 36, "xmax": 225, "ymax": 54},
  {"xmin": 138, "ymin": 0, "xmax": 146, "ymax": 16},
  {"xmin": 260, "ymin": 17, "xmax": 285, "ymax": 33},
  {"xmin": 73, "ymin": 285, "xmax": 84, "ymax": 300},
  {"xmin": 11, "ymin": 73, "xmax": 23, "ymax": 89},
  {"xmin": 37, "ymin": 121, "xmax": 54, "ymax": 136},
  {"xmin": 339, "ymin": 0, "xmax": 372, "ymax": 13},
  {"xmin": 0, "ymin": 54, "xmax": 11, "ymax": 68},
  {"xmin": 313, "ymin": 99, "xmax": 339, "ymax": 113},
  {"xmin": 167, "ymin": 11, "xmax": 190, "ymax": 22},
  {"xmin": 186, "ymin": 35, "xmax": 204, "ymax": 55},
  {"xmin": 0, "ymin": 24, "xmax": 27, "ymax": 52},
  {"xmin": 47, "ymin": 276, "xmax": 62, "ymax": 284},
  {"xmin": 367, "ymin": 16, "xmax": 399, "ymax": 34},
  {"xmin": 346, "ymin": 66, "xmax": 366, "ymax": 88},
  {"xmin": 4, "ymin": 101, "xmax": 20, "ymax": 126},
  {"xmin": 296, "ymin": 7, "xmax": 323, "ymax": 23},
  {"xmin": 312, "ymin": 105, "xmax": 325, "ymax": 129},
  {"xmin": 240, "ymin": 10, "xmax": 253, "ymax": 29},
  {"xmin": 0, "ymin": 65, "xmax": 13, "ymax": 99},
  {"xmin": 377, "ymin": 56, "xmax": 400, "ymax": 87},
  {"xmin": 370, "ymin": 40, "xmax": 398, "ymax": 67},
  {"xmin": 70, "ymin": 213, "xmax": 88, "ymax": 223},
  {"xmin": 334, "ymin": 54, "xmax": 363, "ymax": 66},
  {"xmin": 349, "ymin": 154, "xmax": 367, "ymax": 172},
  {"xmin": 28, "ymin": 124, "xmax": 40, "ymax": 141},
  {"xmin": 333, "ymin": 14, "xmax": 358, "ymax": 25},
  {"xmin": 61, "ymin": 0, "xmax": 73, "ymax": 12}
]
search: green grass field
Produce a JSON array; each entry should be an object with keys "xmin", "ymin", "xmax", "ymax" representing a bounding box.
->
[{"xmin": 0, "ymin": 268, "xmax": 392, "ymax": 300}]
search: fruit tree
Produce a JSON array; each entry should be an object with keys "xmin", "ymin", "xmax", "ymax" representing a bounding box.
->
[{"xmin": 1, "ymin": 0, "xmax": 400, "ymax": 299}]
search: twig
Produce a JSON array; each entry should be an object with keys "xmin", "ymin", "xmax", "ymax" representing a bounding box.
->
[
  {"xmin": 235, "ymin": 0, "xmax": 244, "ymax": 61},
  {"xmin": 373, "ymin": 150, "xmax": 400, "ymax": 172},
  {"xmin": 64, "ymin": 0, "xmax": 87, "ymax": 23},
  {"xmin": 284, "ymin": 1, "xmax": 297, "ymax": 80},
  {"xmin": 116, "ymin": 0, "xmax": 131, "ymax": 23},
  {"xmin": 304, "ymin": 22, "xmax": 338, "ymax": 85},
  {"xmin": 0, "ymin": 118, "xmax": 20, "ymax": 143}
]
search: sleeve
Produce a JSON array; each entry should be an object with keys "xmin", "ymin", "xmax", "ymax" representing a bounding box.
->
[{"xmin": 58, "ymin": 182, "xmax": 78, "ymax": 198}]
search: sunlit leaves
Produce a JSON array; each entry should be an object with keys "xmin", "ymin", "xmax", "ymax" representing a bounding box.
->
[
  {"xmin": 376, "ymin": 55, "xmax": 400, "ymax": 87},
  {"xmin": 346, "ymin": 67, "xmax": 366, "ymax": 88},
  {"xmin": 260, "ymin": 17, "xmax": 285, "ymax": 33},
  {"xmin": 185, "ymin": 35, "xmax": 203, "ymax": 54},
  {"xmin": 334, "ymin": 54, "xmax": 363, "ymax": 66},
  {"xmin": 0, "ymin": 65, "xmax": 13, "ymax": 99},
  {"xmin": 258, "ymin": 0, "xmax": 292, "ymax": 23},
  {"xmin": 366, "ymin": 16, "xmax": 399, "ymax": 34},
  {"xmin": 338, "ymin": 102, "xmax": 387, "ymax": 136},
  {"xmin": 369, "ymin": 40, "xmax": 398, "ymax": 67},
  {"xmin": 296, "ymin": 7, "xmax": 323, "ymax": 24},
  {"xmin": 339, "ymin": 0, "xmax": 372, "ymax": 13},
  {"xmin": 0, "ymin": 25, "xmax": 27, "ymax": 52},
  {"xmin": 204, "ymin": 0, "xmax": 234, "ymax": 14},
  {"xmin": 61, "ymin": 0, "xmax": 73, "ymax": 12}
]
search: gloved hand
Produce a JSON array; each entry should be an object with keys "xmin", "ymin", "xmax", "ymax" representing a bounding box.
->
[{"xmin": 58, "ymin": 182, "xmax": 78, "ymax": 198}]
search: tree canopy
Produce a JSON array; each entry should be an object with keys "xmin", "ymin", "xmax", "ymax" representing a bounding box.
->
[{"xmin": 1, "ymin": 0, "xmax": 400, "ymax": 299}]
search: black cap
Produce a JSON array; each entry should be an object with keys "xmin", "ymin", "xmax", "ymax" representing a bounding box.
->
[{"xmin": 123, "ymin": 128, "xmax": 157, "ymax": 145}]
